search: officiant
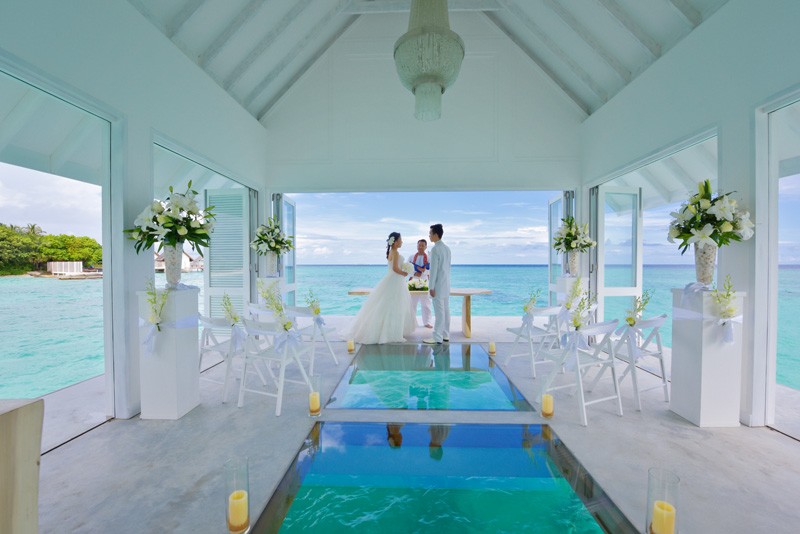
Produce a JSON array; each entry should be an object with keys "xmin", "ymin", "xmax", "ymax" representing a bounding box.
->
[{"xmin": 408, "ymin": 239, "xmax": 433, "ymax": 328}]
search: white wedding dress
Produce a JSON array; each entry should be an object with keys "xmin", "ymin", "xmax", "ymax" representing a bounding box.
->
[{"xmin": 350, "ymin": 260, "xmax": 416, "ymax": 344}]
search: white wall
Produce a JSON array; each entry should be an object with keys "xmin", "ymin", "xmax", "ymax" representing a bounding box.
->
[
  {"xmin": 580, "ymin": 0, "xmax": 800, "ymax": 425},
  {"xmin": 262, "ymin": 12, "xmax": 585, "ymax": 192},
  {"xmin": 0, "ymin": 0, "xmax": 270, "ymax": 417}
]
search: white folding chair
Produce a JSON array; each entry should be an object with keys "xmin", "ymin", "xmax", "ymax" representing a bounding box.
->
[
  {"xmin": 239, "ymin": 318, "xmax": 312, "ymax": 416},
  {"xmin": 285, "ymin": 305, "xmax": 339, "ymax": 376},
  {"xmin": 199, "ymin": 315, "xmax": 249, "ymax": 402},
  {"xmin": 604, "ymin": 314, "xmax": 670, "ymax": 411},
  {"xmin": 541, "ymin": 319, "xmax": 623, "ymax": 426},
  {"xmin": 505, "ymin": 305, "xmax": 564, "ymax": 378}
]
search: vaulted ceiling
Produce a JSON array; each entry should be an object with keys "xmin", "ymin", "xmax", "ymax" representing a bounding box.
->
[{"xmin": 128, "ymin": 0, "xmax": 729, "ymax": 123}]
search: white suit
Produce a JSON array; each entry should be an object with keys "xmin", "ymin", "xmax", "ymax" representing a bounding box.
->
[{"xmin": 428, "ymin": 240, "xmax": 451, "ymax": 342}]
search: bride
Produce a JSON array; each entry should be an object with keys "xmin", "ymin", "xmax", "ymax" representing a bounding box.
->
[{"xmin": 350, "ymin": 232, "xmax": 416, "ymax": 344}]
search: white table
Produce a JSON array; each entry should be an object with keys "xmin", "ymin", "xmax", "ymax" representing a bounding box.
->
[{"xmin": 348, "ymin": 287, "xmax": 491, "ymax": 338}]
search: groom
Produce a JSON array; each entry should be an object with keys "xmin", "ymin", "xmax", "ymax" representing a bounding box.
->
[{"xmin": 424, "ymin": 223, "xmax": 451, "ymax": 344}]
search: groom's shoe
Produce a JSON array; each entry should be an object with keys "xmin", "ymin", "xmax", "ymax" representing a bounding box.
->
[
  {"xmin": 443, "ymin": 338, "xmax": 449, "ymax": 342},
  {"xmin": 423, "ymin": 338, "xmax": 442, "ymax": 345}
]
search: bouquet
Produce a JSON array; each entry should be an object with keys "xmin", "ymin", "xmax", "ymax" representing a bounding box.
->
[
  {"xmin": 402, "ymin": 262, "xmax": 414, "ymax": 277},
  {"xmin": 711, "ymin": 275, "xmax": 738, "ymax": 320},
  {"xmin": 408, "ymin": 277, "xmax": 429, "ymax": 291},
  {"xmin": 668, "ymin": 179, "xmax": 754, "ymax": 254},
  {"xmin": 305, "ymin": 289, "xmax": 321, "ymax": 315},
  {"xmin": 251, "ymin": 216, "xmax": 294, "ymax": 255},
  {"xmin": 523, "ymin": 288, "xmax": 543, "ymax": 313},
  {"xmin": 222, "ymin": 293, "xmax": 240, "ymax": 326},
  {"xmin": 553, "ymin": 216, "xmax": 596, "ymax": 253},
  {"xmin": 124, "ymin": 181, "xmax": 215, "ymax": 255},
  {"xmin": 625, "ymin": 289, "xmax": 653, "ymax": 326}
]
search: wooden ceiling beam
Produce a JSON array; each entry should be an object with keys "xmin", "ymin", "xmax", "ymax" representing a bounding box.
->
[
  {"xmin": 166, "ymin": 0, "xmax": 206, "ymax": 38},
  {"xmin": 199, "ymin": 0, "xmax": 269, "ymax": 68},
  {"xmin": 667, "ymin": 0, "xmax": 702, "ymax": 28},
  {"xmin": 596, "ymin": 0, "xmax": 661, "ymax": 59}
]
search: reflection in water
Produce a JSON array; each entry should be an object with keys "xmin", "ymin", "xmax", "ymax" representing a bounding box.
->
[
  {"xmin": 327, "ymin": 343, "xmax": 530, "ymax": 410},
  {"xmin": 387, "ymin": 423, "xmax": 404, "ymax": 448},
  {"xmin": 428, "ymin": 424, "xmax": 451, "ymax": 460}
]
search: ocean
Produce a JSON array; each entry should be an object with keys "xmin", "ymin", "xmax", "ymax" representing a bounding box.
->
[{"xmin": 2, "ymin": 265, "xmax": 799, "ymax": 398}]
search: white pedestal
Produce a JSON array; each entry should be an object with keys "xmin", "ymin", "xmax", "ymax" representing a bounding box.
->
[
  {"xmin": 137, "ymin": 287, "xmax": 200, "ymax": 420},
  {"xmin": 556, "ymin": 276, "xmax": 587, "ymax": 303},
  {"xmin": 670, "ymin": 288, "xmax": 744, "ymax": 427}
]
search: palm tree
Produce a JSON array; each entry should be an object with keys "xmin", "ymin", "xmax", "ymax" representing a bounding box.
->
[{"xmin": 25, "ymin": 223, "xmax": 44, "ymax": 236}]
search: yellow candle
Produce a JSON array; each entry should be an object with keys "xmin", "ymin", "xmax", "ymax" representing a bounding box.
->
[
  {"xmin": 651, "ymin": 500, "xmax": 676, "ymax": 534},
  {"xmin": 227, "ymin": 490, "xmax": 249, "ymax": 533},
  {"xmin": 488, "ymin": 341, "xmax": 496, "ymax": 355},
  {"xmin": 309, "ymin": 391, "xmax": 321, "ymax": 416},
  {"xmin": 541, "ymin": 394, "xmax": 554, "ymax": 418},
  {"xmin": 347, "ymin": 339, "xmax": 355, "ymax": 353}
]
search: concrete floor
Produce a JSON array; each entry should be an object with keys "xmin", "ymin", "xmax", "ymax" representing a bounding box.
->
[{"xmin": 38, "ymin": 316, "xmax": 800, "ymax": 533}]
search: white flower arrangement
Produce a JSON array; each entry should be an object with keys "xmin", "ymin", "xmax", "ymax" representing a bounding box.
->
[
  {"xmin": 305, "ymin": 289, "xmax": 321, "ymax": 315},
  {"xmin": 250, "ymin": 216, "xmax": 294, "ymax": 255},
  {"xmin": 124, "ymin": 181, "xmax": 215, "ymax": 255},
  {"xmin": 553, "ymin": 216, "xmax": 596, "ymax": 253},
  {"xmin": 222, "ymin": 293, "xmax": 240, "ymax": 326},
  {"xmin": 668, "ymin": 179, "xmax": 754, "ymax": 254},
  {"xmin": 625, "ymin": 289, "xmax": 653, "ymax": 326},
  {"xmin": 402, "ymin": 261, "xmax": 414, "ymax": 276},
  {"xmin": 408, "ymin": 277, "xmax": 429, "ymax": 291},
  {"xmin": 711, "ymin": 275, "xmax": 738, "ymax": 320},
  {"xmin": 523, "ymin": 289, "xmax": 543, "ymax": 313},
  {"xmin": 570, "ymin": 296, "xmax": 593, "ymax": 330},
  {"xmin": 146, "ymin": 280, "xmax": 169, "ymax": 331}
]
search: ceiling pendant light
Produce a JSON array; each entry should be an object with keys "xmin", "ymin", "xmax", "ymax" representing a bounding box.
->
[{"xmin": 393, "ymin": 0, "xmax": 465, "ymax": 121}]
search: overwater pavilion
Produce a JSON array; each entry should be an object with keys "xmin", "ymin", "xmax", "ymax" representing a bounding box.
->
[{"xmin": 2, "ymin": 0, "xmax": 800, "ymax": 532}]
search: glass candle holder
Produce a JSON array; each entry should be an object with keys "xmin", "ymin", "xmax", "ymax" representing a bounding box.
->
[
  {"xmin": 347, "ymin": 339, "xmax": 355, "ymax": 353},
  {"xmin": 488, "ymin": 341, "xmax": 496, "ymax": 355},
  {"xmin": 309, "ymin": 375, "xmax": 321, "ymax": 417},
  {"xmin": 225, "ymin": 457, "xmax": 250, "ymax": 534},
  {"xmin": 541, "ymin": 394, "xmax": 554, "ymax": 419},
  {"xmin": 646, "ymin": 467, "xmax": 679, "ymax": 534}
]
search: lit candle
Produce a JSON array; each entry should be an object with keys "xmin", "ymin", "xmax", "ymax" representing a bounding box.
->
[
  {"xmin": 541, "ymin": 394, "xmax": 554, "ymax": 418},
  {"xmin": 650, "ymin": 500, "xmax": 675, "ymax": 534},
  {"xmin": 488, "ymin": 341, "xmax": 496, "ymax": 355},
  {"xmin": 227, "ymin": 490, "xmax": 249, "ymax": 533},
  {"xmin": 347, "ymin": 339, "xmax": 355, "ymax": 353},
  {"xmin": 309, "ymin": 391, "xmax": 321, "ymax": 417}
]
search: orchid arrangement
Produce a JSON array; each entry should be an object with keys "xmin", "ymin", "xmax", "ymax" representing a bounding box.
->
[
  {"xmin": 251, "ymin": 216, "xmax": 294, "ymax": 255},
  {"xmin": 711, "ymin": 275, "xmax": 738, "ymax": 319},
  {"xmin": 146, "ymin": 280, "xmax": 169, "ymax": 331},
  {"xmin": 257, "ymin": 279, "xmax": 293, "ymax": 331},
  {"xmin": 125, "ymin": 181, "xmax": 215, "ymax": 255},
  {"xmin": 570, "ymin": 296, "xmax": 593, "ymax": 330},
  {"xmin": 408, "ymin": 277, "xmax": 429, "ymax": 291},
  {"xmin": 523, "ymin": 288, "xmax": 543, "ymax": 313},
  {"xmin": 668, "ymin": 179, "xmax": 754, "ymax": 254},
  {"xmin": 305, "ymin": 289, "xmax": 321, "ymax": 315},
  {"xmin": 564, "ymin": 277, "xmax": 584, "ymax": 311},
  {"xmin": 222, "ymin": 293, "xmax": 240, "ymax": 326},
  {"xmin": 553, "ymin": 216, "xmax": 596, "ymax": 253},
  {"xmin": 625, "ymin": 289, "xmax": 653, "ymax": 326}
]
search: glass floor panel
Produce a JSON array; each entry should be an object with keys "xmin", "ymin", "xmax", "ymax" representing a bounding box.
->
[
  {"xmin": 255, "ymin": 422, "xmax": 636, "ymax": 533},
  {"xmin": 325, "ymin": 343, "xmax": 532, "ymax": 411}
]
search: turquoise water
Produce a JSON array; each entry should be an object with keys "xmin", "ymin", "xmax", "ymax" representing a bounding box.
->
[
  {"xmin": 2, "ymin": 266, "xmax": 800, "ymax": 398},
  {"xmin": 270, "ymin": 423, "xmax": 611, "ymax": 533}
]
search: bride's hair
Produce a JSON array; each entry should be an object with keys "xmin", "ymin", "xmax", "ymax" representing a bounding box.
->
[{"xmin": 386, "ymin": 232, "xmax": 401, "ymax": 259}]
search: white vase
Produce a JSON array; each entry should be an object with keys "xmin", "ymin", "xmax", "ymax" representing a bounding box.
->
[
  {"xmin": 264, "ymin": 251, "xmax": 279, "ymax": 277},
  {"xmin": 164, "ymin": 242, "xmax": 183, "ymax": 288},
  {"xmin": 567, "ymin": 250, "xmax": 579, "ymax": 276},
  {"xmin": 694, "ymin": 242, "xmax": 717, "ymax": 286}
]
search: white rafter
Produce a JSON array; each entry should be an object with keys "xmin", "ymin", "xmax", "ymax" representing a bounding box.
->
[
  {"xmin": 223, "ymin": 0, "xmax": 317, "ymax": 91},
  {"xmin": 166, "ymin": 0, "xmax": 206, "ymax": 38},
  {"xmin": 638, "ymin": 167, "xmax": 674, "ymax": 203},
  {"xmin": 596, "ymin": 0, "xmax": 661, "ymax": 59},
  {"xmin": 0, "ymin": 90, "xmax": 45, "ymax": 151},
  {"xmin": 50, "ymin": 117, "xmax": 97, "ymax": 174},
  {"xmin": 483, "ymin": 12, "xmax": 590, "ymax": 115},
  {"xmin": 662, "ymin": 157, "xmax": 700, "ymax": 192},
  {"xmin": 343, "ymin": 0, "xmax": 501, "ymax": 13},
  {"xmin": 198, "ymin": 0, "xmax": 269, "ymax": 68},
  {"xmin": 543, "ymin": 0, "xmax": 630, "ymax": 83},
  {"xmin": 667, "ymin": 0, "xmax": 702, "ymax": 28},
  {"xmin": 498, "ymin": 0, "xmax": 608, "ymax": 103}
]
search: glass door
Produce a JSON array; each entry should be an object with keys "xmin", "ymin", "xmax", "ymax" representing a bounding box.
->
[
  {"xmin": 592, "ymin": 186, "xmax": 642, "ymax": 321},
  {"xmin": 548, "ymin": 192, "xmax": 573, "ymax": 305},
  {"xmin": 272, "ymin": 193, "xmax": 297, "ymax": 305}
]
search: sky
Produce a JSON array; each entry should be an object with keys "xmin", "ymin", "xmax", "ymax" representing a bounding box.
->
[{"xmin": 3, "ymin": 159, "xmax": 800, "ymax": 265}]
